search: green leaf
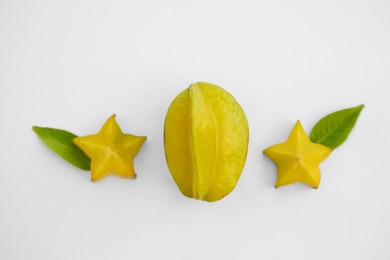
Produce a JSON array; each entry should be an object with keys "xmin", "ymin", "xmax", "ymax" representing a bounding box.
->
[
  {"xmin": 32, "ymin": 126, "xmax": 91, "ymax": 170},
  {"xmin": 310, "ymin": 105, "xmax": 364, "ymax": 149}
]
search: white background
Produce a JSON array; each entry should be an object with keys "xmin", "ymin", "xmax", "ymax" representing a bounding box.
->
[{"xmin": 1, "ymin": 0, "xmax": 389, "ymax": 259}]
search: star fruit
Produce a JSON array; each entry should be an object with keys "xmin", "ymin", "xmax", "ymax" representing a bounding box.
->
[
  {"xmin": 164, "ymin": 82, "xmax": 249, "ymax": 202},
  {"xmin": 73, "ymin": 115, "xmax": 146, "ymax": 182},
  {"xmin": 263, "ymin": 121, "xmax": 332, "ymax": 189}
]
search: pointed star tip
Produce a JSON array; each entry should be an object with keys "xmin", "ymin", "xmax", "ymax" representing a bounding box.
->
[
  {"xmin": 72, "ymin": 136, "xmax": 79, "ymax": 143},
  {"xmin": 312, "ymin": 183, "xmax": 320, "ymax": 189},
  {"xmin": 274, "ymin": 181, "xmax": 283, "ymax": 188},
  {"xmin": 104, "ymin": 114, "xmax": 117, "ymax": 124},
  {"xmin": 262, "ymin": 146, "xmax": 274, "ymax": 155},
  {"xmin": 90, "ymin": 172, "xmax": 110, "ymax": 183},
  {"xmin": 306, "ymin": 182, "xmax": 320, "ymax": 189},
  {"xmin": 91, "ymin": 178, "xmax": 100, "ymax": 183},
  {"xmin": 72, "ymin": 136, "xmax": 84, "ymax": 146},
  {"xmin": 295, "ymin": 120, "xmax": 303, "ymax": 127}
]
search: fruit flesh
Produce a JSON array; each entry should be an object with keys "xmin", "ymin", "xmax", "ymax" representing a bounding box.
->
[
  {"xmin": 164, "ymin": 82, "xmax": 249, "ymax": 202},
  {"xmin": 263, "ymin": 121, "xmax": 332, "ymax": 189}
]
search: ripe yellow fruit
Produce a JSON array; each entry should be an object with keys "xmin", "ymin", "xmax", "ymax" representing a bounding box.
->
[
  {"xmin": 164, "ymin": 82, "xmax": 249, "ymax": 202},
  {"xmin": 263, "ymin": 121, "xmax": 332, "ymax": 189}
]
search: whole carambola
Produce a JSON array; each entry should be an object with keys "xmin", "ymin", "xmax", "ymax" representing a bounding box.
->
[{"xmin": 164, "ymin": 82, "xmax": 249, "ymax": 202}]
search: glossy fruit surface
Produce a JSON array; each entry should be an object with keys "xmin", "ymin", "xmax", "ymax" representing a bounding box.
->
[{"xmin": 164, "ymin": 82, "xmax": 249, "ymax": 202}]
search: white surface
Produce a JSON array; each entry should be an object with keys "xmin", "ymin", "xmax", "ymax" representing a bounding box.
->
[{"xmin": 1, "ymin": 0, "xmax": 389, "ymax": 259}]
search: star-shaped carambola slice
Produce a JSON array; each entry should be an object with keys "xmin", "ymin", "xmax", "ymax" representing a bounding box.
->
[
  {"xmin": 73, "ymin": 115, "xmax": 146, "ymax": 182},
  {"xmin": 263, "ymin": 121, "xmax": 332, "ymax": 189}
]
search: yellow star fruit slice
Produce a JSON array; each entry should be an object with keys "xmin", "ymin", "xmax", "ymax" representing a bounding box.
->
[
  {"xmin": 73, "ymin": 115, "xmax": 146, "ymax": 182},
  {"xmin": 164, "ymin": 82, "xmax": 249, "ymax": 202},
  {"xmin": 263, "ymin": 121, "xmax": 332, "ymax": 189}
]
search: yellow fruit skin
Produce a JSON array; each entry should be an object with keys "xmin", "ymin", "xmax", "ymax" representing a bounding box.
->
[
  {"xmin": 164, "ymin": 82, "xmax": 249, "ymax": 202},
  {"xmin": 263, "ymin": 121, "xmax": 332, "ymax": 189},
  {"xmin": 73, "ymin": 115, "xmax": 146, "ymax": 182}
]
